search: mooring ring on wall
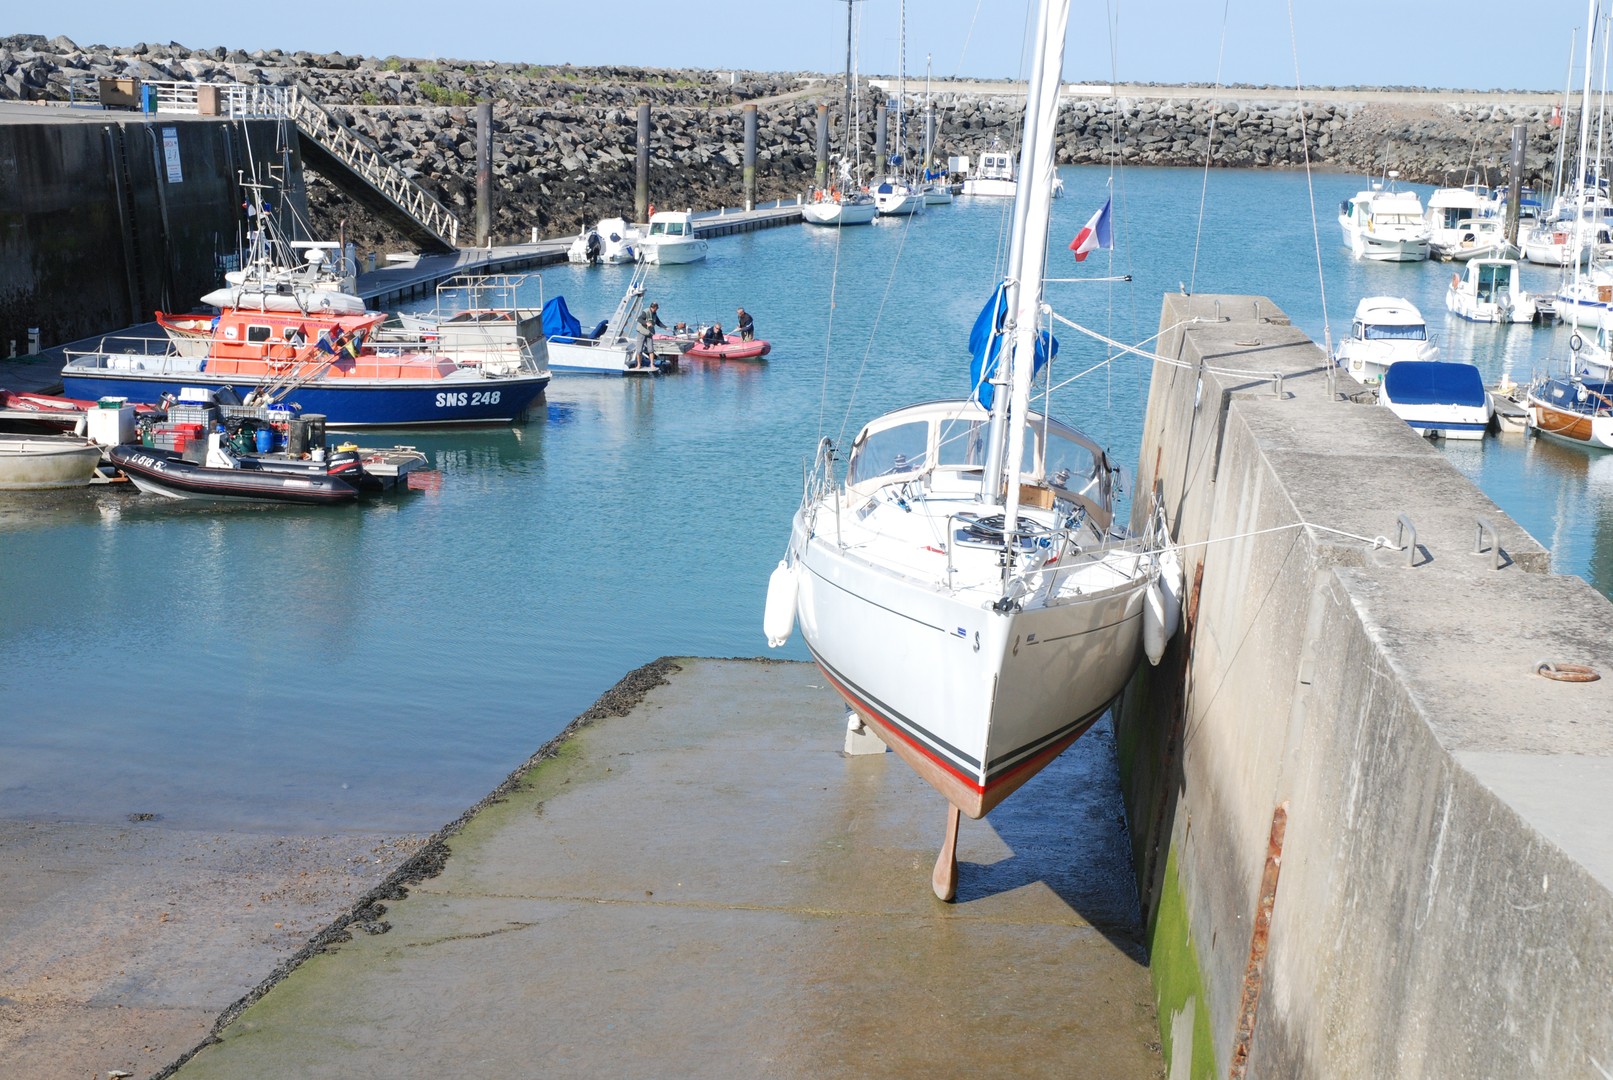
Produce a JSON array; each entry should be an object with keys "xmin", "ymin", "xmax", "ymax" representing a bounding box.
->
[{"xmin": 1535, "ymin": 661, "xmax": 1600, "ymax": 683}]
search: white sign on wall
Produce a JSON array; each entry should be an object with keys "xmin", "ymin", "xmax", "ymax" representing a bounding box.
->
[{"xmin": 162, "ymin": 127, "xmax": 182, "ymax": 183}]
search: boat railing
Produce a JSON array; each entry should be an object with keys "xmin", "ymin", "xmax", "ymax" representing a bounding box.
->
[{"xmin": 62, "ymin": 336, "xmax": 186, "ymax": 366}]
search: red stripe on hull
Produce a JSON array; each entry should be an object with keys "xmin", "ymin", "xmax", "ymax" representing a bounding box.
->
[{"xmin": 814, "ymin": 659, "xmax": 1099, "ymax": 819}]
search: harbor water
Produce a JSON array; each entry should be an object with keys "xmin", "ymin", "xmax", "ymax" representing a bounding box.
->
[{"xmin": 2, "ymin": 165, "xmax": 1605, "ymax": 836}]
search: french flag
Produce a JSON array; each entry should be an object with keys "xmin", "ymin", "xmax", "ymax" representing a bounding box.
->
[{"xmin": 1069, "ymin": 197, "xmax": 1113, "ymax": 261}]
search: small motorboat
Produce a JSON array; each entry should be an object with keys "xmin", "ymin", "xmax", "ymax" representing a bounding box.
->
[
  {"xmin": 0, "ymin": 433, "xmax": 104, "ymax": 489},
  {"xmin": 684, "ymin": 334, "xmax": 772, "ymax": 361},
  {"xmin": 1379, "ymin": 360, "xmax": 1493, "ymax": 440},
  {"xmin": 1445, "ymin": 259, "xmax": 1536, "ymax": 324},
  {"xmin": 111, "ymin": 438, "xmax": 359, "ymax": 505},
  {"xmin": 1334, "ymin": 296, "xmax": 1438, "ymax": 386},
  {"xmin": 638, "ymin": 210, "xmax": 708, "ymax": 265}
]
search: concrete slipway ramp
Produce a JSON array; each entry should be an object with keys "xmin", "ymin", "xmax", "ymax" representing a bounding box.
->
[{"xmin": 165, "ymin": 658, "xmax": 1164, "ymax": 1078}]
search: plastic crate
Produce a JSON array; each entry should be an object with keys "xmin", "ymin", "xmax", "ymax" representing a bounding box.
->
[{"xmin": 168, "ymin": 404, "xmax": 218, "ymax": 426}]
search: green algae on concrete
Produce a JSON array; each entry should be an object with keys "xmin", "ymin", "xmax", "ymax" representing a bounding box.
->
[
  {"xmin": 1149, "ymin": 844, "xmax": 1218, "ymax": 1080},
  {"xmin": 167, "ymin": 657, "xmax": 1165, "ymax": 1079}
]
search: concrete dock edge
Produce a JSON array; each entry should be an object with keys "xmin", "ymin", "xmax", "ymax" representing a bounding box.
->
[{"xmin": 1117, "ymin": 294, "xmax": 1613, "ymax": 1078}]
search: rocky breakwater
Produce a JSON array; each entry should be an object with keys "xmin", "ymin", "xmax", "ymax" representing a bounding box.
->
[{"xmin": 1, "ymin": 34, "xmax": 1566, "ymax": 254}]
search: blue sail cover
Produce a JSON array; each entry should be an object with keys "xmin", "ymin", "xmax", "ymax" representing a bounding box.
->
[
  {"xmin": 968, "ymin": 284, "xmax": 1057, "ymax": 410},
  {"xmin": 541, "ymin": 295, "xmax": 582, "ymax": 340}
]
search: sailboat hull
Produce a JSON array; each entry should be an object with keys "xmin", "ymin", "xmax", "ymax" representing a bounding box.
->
[
  {"xmin": 802, "ymin": 199, "xmax": 879, "ymax": 226},
  {"xmin": 794, "ymin": 525, "xmax": 1148, "ymax": 818}
]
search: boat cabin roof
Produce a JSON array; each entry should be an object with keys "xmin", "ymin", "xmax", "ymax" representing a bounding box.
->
[
  {"xmin": 844, "ymin": 399, "xmax": 1113, "ymax": 523},
  {"xmin": 1351, "ymin": 296, "xmax": 1425, "ymax": 326},
  {"xmin": 1427, "ymin": 187, "xmax": 1488, "ymax": 208}
]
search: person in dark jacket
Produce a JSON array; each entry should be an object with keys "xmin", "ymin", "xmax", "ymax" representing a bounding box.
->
[
  {"xmin": 701, "ymin": 322, "xmax": 725, "ymax": 347},
  {"xmin": 735, "ymin": 307, "xmax": 755, "ymax": 341},
  {"xmin": 635, "ymin": 302, "xmax": 666, "ymax": 368}
]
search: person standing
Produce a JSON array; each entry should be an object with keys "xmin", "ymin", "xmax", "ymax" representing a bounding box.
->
[
  {"xmin": 735, "ymin": 307, "xmax": 755, "ymax": 342},
  {"xmin": 635, "ymin": 301, "xmax": 667, "ymax": 369}
]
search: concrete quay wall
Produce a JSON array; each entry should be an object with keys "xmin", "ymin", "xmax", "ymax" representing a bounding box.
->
[{"xmin": 1116, "ymin": 294, "xmax": 1613, "ymax": 1078}]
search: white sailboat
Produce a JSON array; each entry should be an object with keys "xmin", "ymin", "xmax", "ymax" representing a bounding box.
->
[
  {"xmin": 918, "ymin": 55, "xmax": 953, "ymax": 205},
  {"xmin": 803, "ymin": 0, "xmax": 879, "ymax": 227},
  {"xmin": 873, "ymin": 0, "xmax": 925, "ymax": 217},
  {"xmin": 765, "ymin": 0, "xmax": 1170, "ymax": 900},
  {"xmin": 1554, "ymin": 5, "xmax": 1613, "ymax": 327}
]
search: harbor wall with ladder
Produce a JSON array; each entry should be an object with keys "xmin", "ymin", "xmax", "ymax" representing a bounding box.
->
[
  {"xmin": 1115, "ymin": 294, "xmax": 1613, "ymax": 1078},
  {"xmin": 0, "ymin": 112, "xmax": 308, "ymax": 354}
]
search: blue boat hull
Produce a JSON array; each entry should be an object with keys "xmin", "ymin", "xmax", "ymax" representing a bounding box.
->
[{"xmin": 60, "ymin": 371, "xmax": 548, "ymax": 428}]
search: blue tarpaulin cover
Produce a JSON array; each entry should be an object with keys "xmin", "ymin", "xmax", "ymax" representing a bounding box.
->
[
  {"xmin": 1382, "ymin": 361, "xmax": 1486, "ymax": 406},
  {"xmin": 542, "ymin": 295, "xmax": 582, "ymax": 340},
  {"xmin": 968, "ymin": 284, "xmax": 1057, "ymax": 410}
]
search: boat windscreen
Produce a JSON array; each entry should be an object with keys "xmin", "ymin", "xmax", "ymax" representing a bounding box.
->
[
  {"xmin": 1364, "ymin": 323, "xmax": 1426, "ymax": 342},
  {"xmin": 848, "ymin": 421, "xmax": 929, "ymax": 485}
]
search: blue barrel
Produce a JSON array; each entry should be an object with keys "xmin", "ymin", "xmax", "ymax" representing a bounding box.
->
[{"xmin": 255, "ymin": 427, "xmax": 273, "ymax": 454}]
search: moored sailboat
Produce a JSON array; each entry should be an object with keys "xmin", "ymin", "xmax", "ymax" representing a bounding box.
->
[
  {"xmin": 803, "ymin": 0, "xmax": 879, "ymax": 227},
  {"xmin": 766, "ymin": 0, "xmax": 1170, "ymax": 900}
]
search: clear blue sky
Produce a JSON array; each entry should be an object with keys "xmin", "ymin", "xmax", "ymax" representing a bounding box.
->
[{"xmin": 20, "ymin": 0, "xmax": 1585, "ymax": 92}]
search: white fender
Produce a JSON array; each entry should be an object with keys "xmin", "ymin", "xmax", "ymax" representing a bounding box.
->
[
  {"xmin": 1143, "ymin": 580, "xmax": 1167, "ymax": 666},
  {"xmin": 1158, "ymin": 547, "xmax": 1183, "ymax": 642},
  {"xmin": 763, "ymin": 559, "xmax": 798, "ymax": 648}
]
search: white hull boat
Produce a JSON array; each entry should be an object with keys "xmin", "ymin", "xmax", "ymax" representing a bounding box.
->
[
  {"xmin": 1444, "ymin": 259, "xmax": 1535, "ymax": 323},
  {"xmin": 1339, "ymin": 178, "xmax": 1432, "ymax": 261},
  {"xmin": 785, "ymin": 411, "xmax": 1157, "ymax": 820},
  {"xmin": 874, "ymin": 181, "xmax": 925, "ymax": 216},
  {"xmin": 1554, "ymin": 266, "xmax": 1613, "ymax": 328},
  {"xmin": 0, "ymin": 433, "xmax": 103, "ymax": 489},
  {"xmin": 767, "ymin": 0, "xmax": 1169, "ymax": 899},
  {"xmin": 638, "ymin": 210, "xmax": 708, "ymax": 265},
  {"xmin": 1522, "ymin": 223, "xmax": 1591, "ymax": 267},
  {"xmin": 1334, "ymin": 296, "xmax": 1438, "ymax": 386},
  {"xmin": 1431, "ymin": 217, "xmax": 1517, "ymax": 262},
  {"xmin": 542, "ymin": 263, "xmax": 664, "ymax": 376},
  {"xmin": 1379, "ymin": 360, "xmax": 1492, "ymax": 440},
  {"xmin": 1424, "ymin": 186, "xmax": 1491, "ymax": 257},
  {"xmin": 802, "ymin": 194, "xmax": 879, "ymax": 226}
]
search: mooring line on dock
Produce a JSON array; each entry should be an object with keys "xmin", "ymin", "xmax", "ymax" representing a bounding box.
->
[
  {"xmin": 1160, "ymin": 519, "xmax": 1404, "ymax": 559},
  {"xmin": 1049, "ymin": 312, "xmax": 1313, "ymax": 384}
]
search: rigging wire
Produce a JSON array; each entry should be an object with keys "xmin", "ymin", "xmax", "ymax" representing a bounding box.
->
[
  {"xmin": 837, "ymin": 199, "xmax": 925, "ymax": 448},
  {"xmin": 1287, "ymin": 0, "xmax": 1333, "ymax": 363},
  {"xmin": 1188, "ymin": 0, "xmax": 1233, "ymax": 297}
]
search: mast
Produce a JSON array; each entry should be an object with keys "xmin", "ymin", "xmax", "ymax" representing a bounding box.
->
[
  {"xmin": 843, "ymin": 0, "xmax": 854, "ymax": 160},
  {"xmin": 1554, "ymin": 30, "xmax": 1576, "ymax": 212},
  {"xmin": 1572, "ymin": 0, "xmax": 1597, "ymax": 289},
  {"xmin": 923, "ymin": 53, "xmax": 935, "ymax": 175},
  {"xmin": 840, "ymin": 0, "xmax": 872, "ymax": 178},
  {"xmin": 981, "ymin": 0, "xmax": 1069, "ymax": 544},
  {"xmin": 894, "ymin": 0, "xmax": 906, "ymax": 176}
]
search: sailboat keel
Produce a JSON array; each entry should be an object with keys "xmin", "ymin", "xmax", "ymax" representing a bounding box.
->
[{"xmin": 933, "ymin": 803, "xmax": 962, "ymax": 902}]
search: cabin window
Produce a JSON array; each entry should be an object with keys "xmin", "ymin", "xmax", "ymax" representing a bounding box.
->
[
  {"xmin": 1040, "ymin": 430, "xmax": 1100, "ymax": 495},
  {"xmin": 246, "ymin": 325, "xmax": 273, "ymax": 344},
  {"xmin": 1362, "ymin": 322, "xmax": 1426, "ymax": 342},
  {"xmin": 847, "ymin": 421, "xmax": 929, "ymax": 485},
  {"xmin": 936, "ymin": 420, "xmax": 987, "ymax": 467}
]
